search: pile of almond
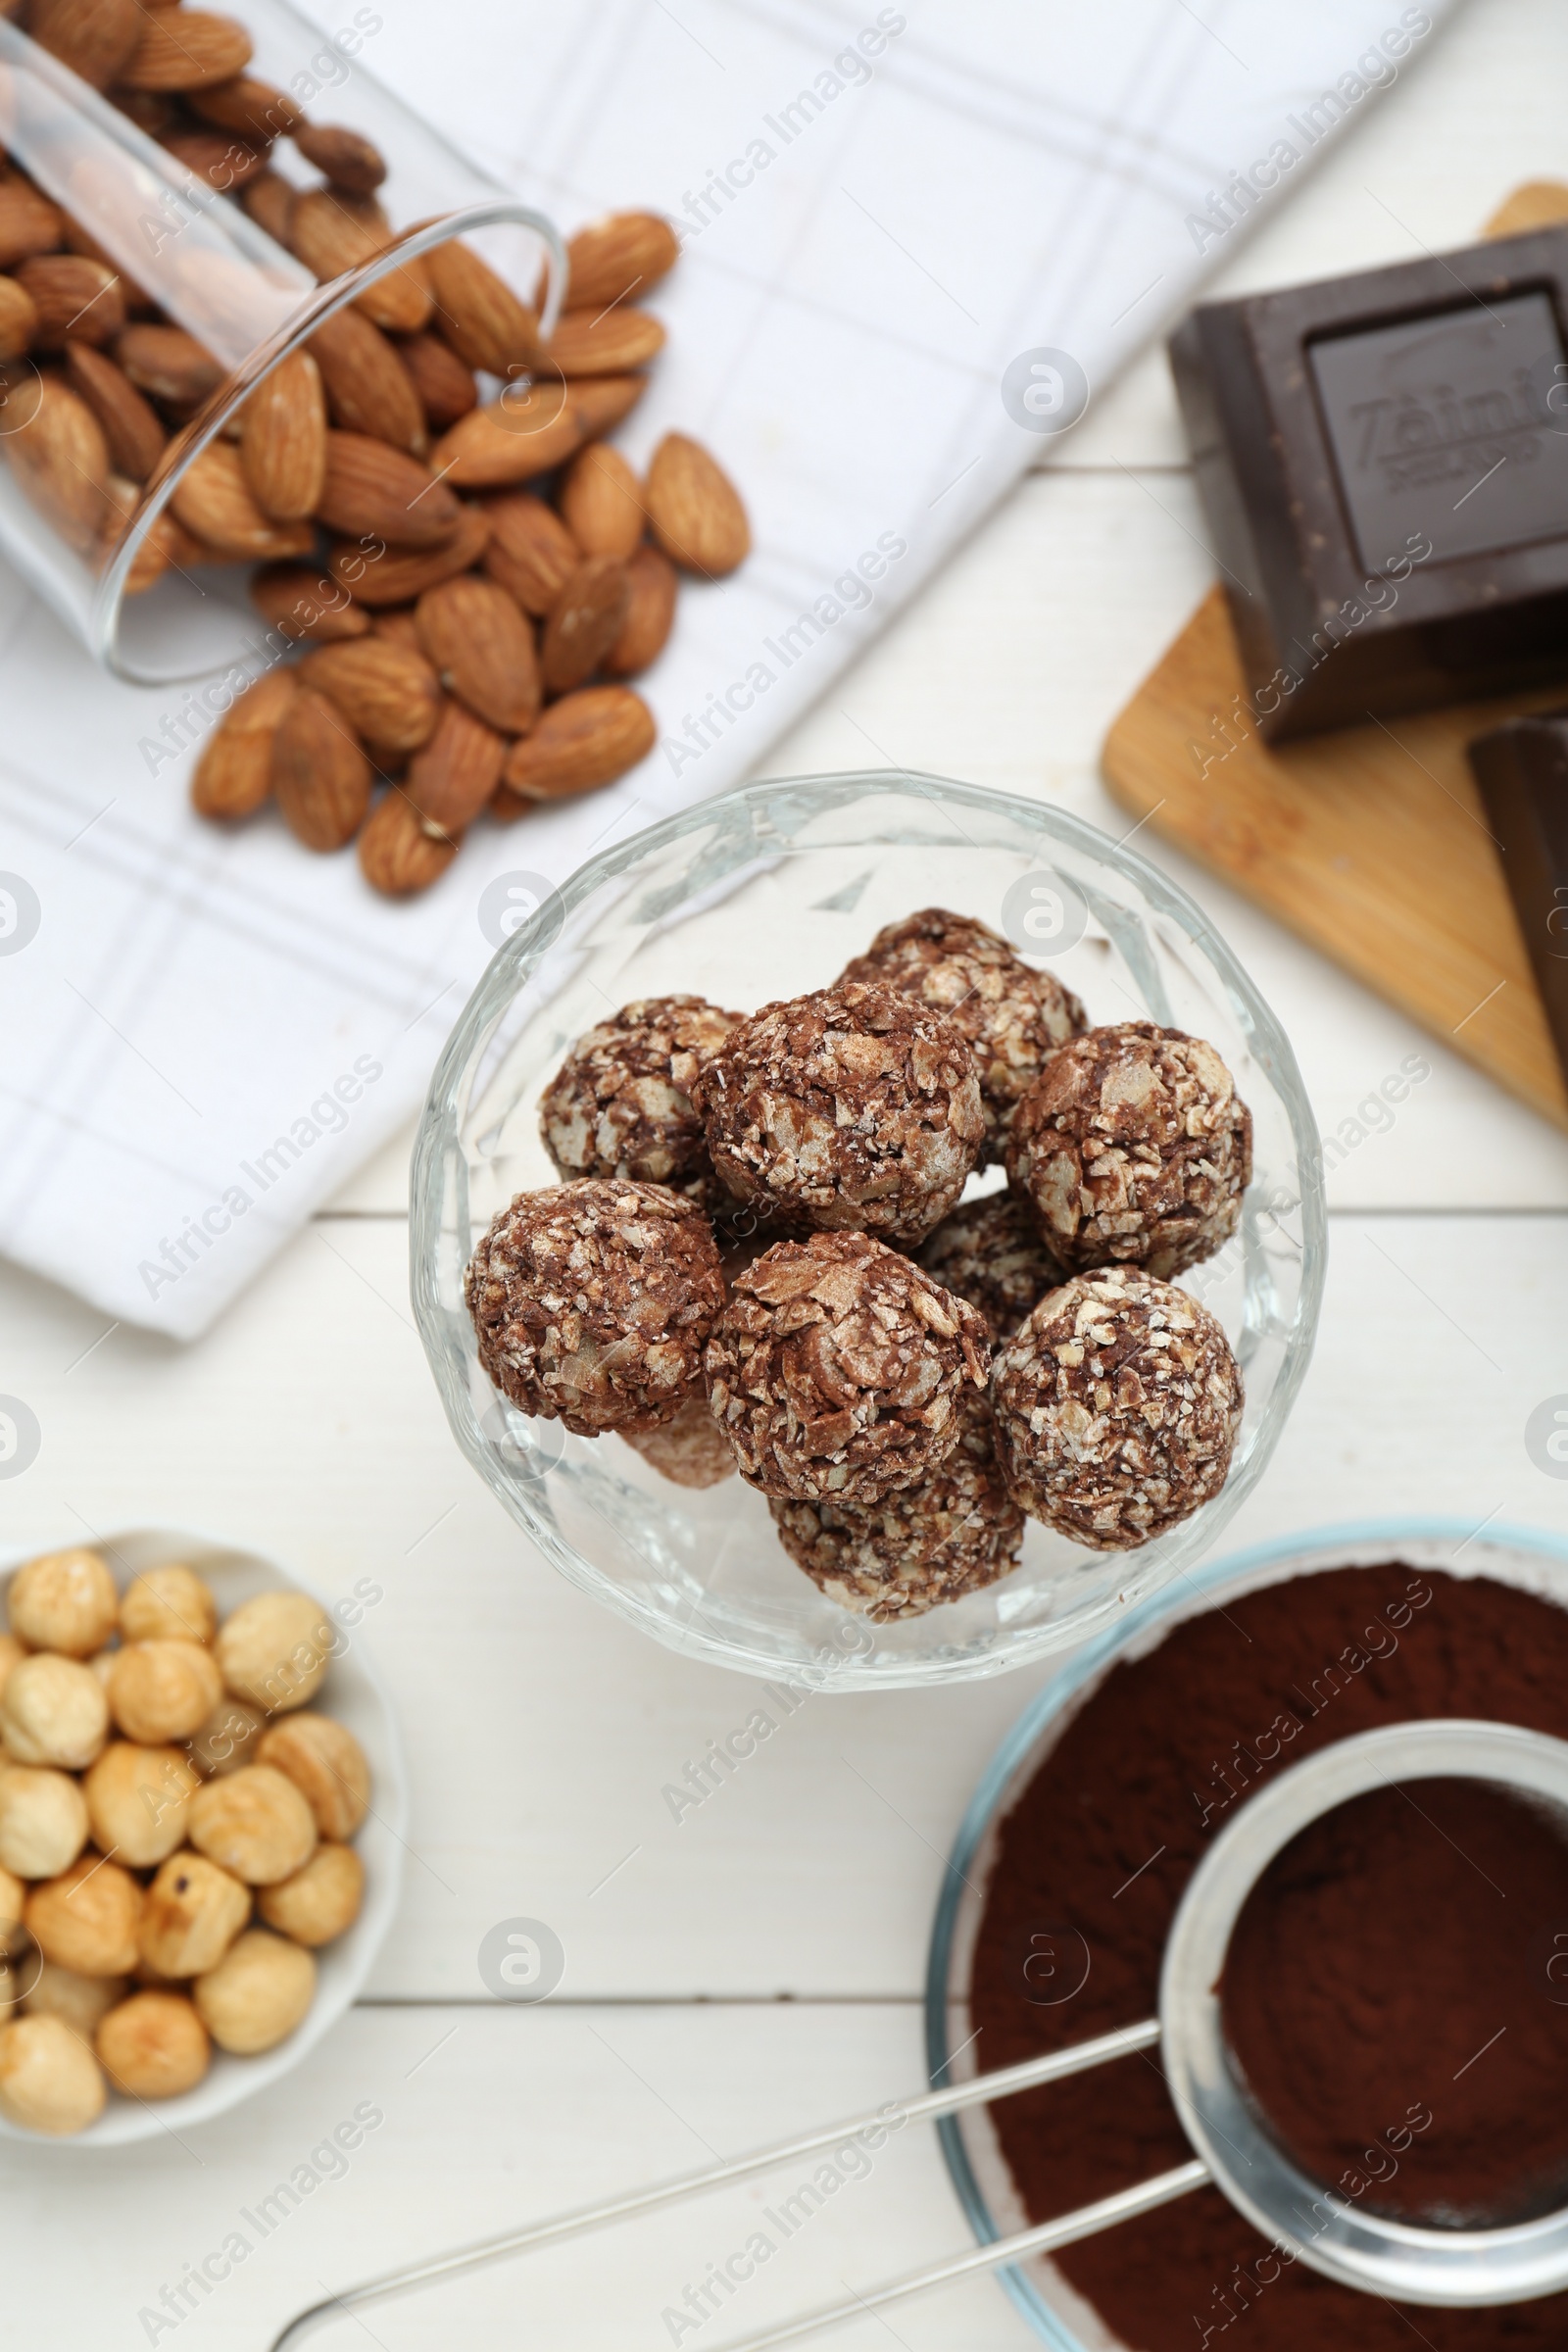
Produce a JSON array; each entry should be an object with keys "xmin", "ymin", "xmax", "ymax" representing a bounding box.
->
[{"xmin": 0, "ymin": 0, "xmax": 750, "ymax": 896}]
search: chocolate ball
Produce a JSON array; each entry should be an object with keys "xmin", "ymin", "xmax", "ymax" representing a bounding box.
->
[
  {"xmin": 705, "ymin": 1230, "xmax": 990, "ymax": 1504},
  {"xmin": 1005, "ymin": 1023, "xmax": 1251, "ymax": 1277},
  {"xmin": 770, "ymin": 1391, "xmax": 1024, "ymax": 1620},
  {"xmin": 466, "ymin": 1178, "xmax": 725, "ymax": 1436},
  {"xmin": 991, "ymin": 1266, "xmax": 1243, "ymax": 1550},
  {"xmin": 917, "ymin": 1189, "xmax": 1066, "ymax": 1342},
  {"xmin": 538, "ymin": 994, "xmax": 743, "ymax": 1196},
  {"xmin": 620, "ymin": 1391, "xmax": 736, "ymax": 1490},
  {"xmin": 697, "ymin": 982, "xmax": 984, "ymax": 1246},
  {"xmin": 842, "ymin": 907, "xmax": 1085, "ymax": 1160}
]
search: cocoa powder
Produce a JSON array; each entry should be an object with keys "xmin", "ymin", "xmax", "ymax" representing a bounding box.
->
[{"xmin": 969, "ymin": 1564, "xmax": 1568, "ymax": 2352}]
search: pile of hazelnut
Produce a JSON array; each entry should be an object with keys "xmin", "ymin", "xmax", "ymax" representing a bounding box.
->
[
  {"xmin": 0, "ymin": 1547, "xmax": 371, "ymax": 2136},
  {"xmin": 465, "ymin": 906, "xmax": 1253, "ymax": 1623}
]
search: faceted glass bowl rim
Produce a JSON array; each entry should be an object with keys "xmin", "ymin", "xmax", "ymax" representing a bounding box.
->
[{"xmin": 409, "ymin": 768, "xmax": 1328, "ymax": 1688}]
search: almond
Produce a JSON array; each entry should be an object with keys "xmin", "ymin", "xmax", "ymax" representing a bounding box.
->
[
  {"xmin": 293, "ymin": 124, "xmax": 387, "ymax": 198},
  {"xmin": 271, "ymin": 686, "xmax": 372, "ymax": 850},
  {"xmin": 430, "ymin": 384, "xmax": 581, "ymax": 489},
  {"xmin": 0, "ymin": 275, "xmax": 37, "ymax": 363},
  {"xmin": 415, "ymin": 575, "xmax": 539, "ymax": 734},
  {"xmin": 289, "ymin": 191, "xmax": 431, "ymax": 335},
  {"xmin": 252, "ymin": 563, "xmax": 372, "ymax": 643},
  {"xmin": 496, "ymin": 684, "xmax": 654, "ymax": 808},
  {"xmin": 163, "ymin": 128, "xmax": 269, "ymax": 191},
  {"xmin": 170, "ymin": 441, "xmax": 315, "ymax": 559},
  {"xmin": 358, "ymin": 786, "xmax": 459, "ymax": 897},
  {"xmin": 120, "ymin": 9, "xmax": 253, "ymax": 90},
  {"xmin": 403, "ymin": 697, "xmax": 507, "ymax": 830},
  {"xmin": 568, "ymin": 374, "xmax": 649, "ymax": 440},
  {"xmin": 317, "ymin": 431, "xmax": 462, "ymax": 547},
  {"xmin": 61, "ymin": 219, "xmax": 155, "ymax": 316},
  {"xmin": 0, "ymin": 184, "xmax": 62, "ymax": 271},
  {"xmin": 6, "ymin": 375, "xmax": 110, "ymax": 553},
  {"xmin": 481, "ymin": 491, "xmax": 579, "ymax": 615},
  {"xmin": 603, "ymin": 543, "xmax": 677, "ymax": 676},
  {"xmin": 298, "ymin": 638, "xmax": 441, "ymax": 754},
  {"xmin": 28, "ymin": 0, "xmax": 142, "ymax": 88},
  {"xmin": 324, "ymin": 501, "xmax": 489, "ymax": 605},
  {"xmin": 545, "ymin": 306, "xmax": 664, "ymax": 378},
  {"xmin": 644, "ymin": 432, "xmax": 749, "ymax": 577},
  {"xmin": 240, "ymin": 348, "xmax": 326, "ymax": 519},
  {"xmin": 110, "ymin": 88, "xmax": 181, "ymax": 139},
  {"xmin": 539, "ymin": 555, "xmax": 629, "ymax": 693},
  {"xmin": 190, "ymin": 74, "xmax": 304, "ymax": 140},
  {"xmin": 559, "ymin": 442, "xmax": 643, "ymax": 560},
  {"xmin": 65, "ymin": 342, "xmax": 165, "ymax": 480},
  {"xmin": 395, "ymin": 331, "xmax": 475, "ymax": 431},
  {"xmin": 192, "ymin": 666, "xmax": 295, "ymax": 818},
  {"xmin": 17, "ymin": 255, "xmax": 124, "ymax": 350},
  {"xmin": 308, "ymin": 309, "xmax": 424, "ymax": 454},
  {"xmin": 421, "ymin": 238, "xmax": 539, "ymax": 377},
  {"xmin": 116, "ymin": 322, "xmax": 222, "ymax": 406},
  {"xmin": 118, "ymin": 498, "xmax": 174, "ymax": 594},
  {"xmin": 564, "ymin": 213, "xmax": 679, "ymax": 313},
  {"xmin": 371, "ymin": 609, "xmax": 422, "ymax": 653},
  {"xmin": 240, "ymin": 171, "xmax": 297, "ymax": 247}
]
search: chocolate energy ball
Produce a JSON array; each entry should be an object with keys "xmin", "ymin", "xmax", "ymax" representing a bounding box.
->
[
  {"xmin": 770, "ymin": 1391, "xmax": 1023, "ymax": 1620},
  {"xmin": 696, "ymin": 981, "xmax": 984, "ymax": 1246},
  {"xmin": 705, "ymin": 1230, "xmax": 990, "ymax": 1504},
  {"xmin": 917, "ymin": 1190, "xmax": 1065, "ymax": 1342},
  {"xmin": 621, "ymin": 1392, "xmax": 736, "ymax": 1490},
  {"xmin": 842, "ymin": 906, "xmax": 1085, "ymax": 1160},
  {"xmin": 538, "ymin": 993, "xmax": 743, "ymax": 1194},
  {"xmin": 991, "ymin": 1265, "xmax": 1243, "ymax": 1550},
  {"xmin": 466, "ymin": 1178, "xmax": 725, "ymax": 1437},
  {"xmin": 1005, "ymin": 1022, "xmax": 1251, "ymax": 1277}
]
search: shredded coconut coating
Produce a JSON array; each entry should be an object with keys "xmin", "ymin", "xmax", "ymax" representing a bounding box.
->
[
  {"xmin": 466, "ymin": 1178, "xmax": 725, "ymax": 1437},
  {"xmin": 842, "ymin": 907, "xmax": 1085, "ymax": 1161},
  {"xmin": 621, "ymin": 1391, "xmax": 736, "ymax": 1489},
  {"xmin": 990, "ymin": 1266, "xmax": 1243, "ymax": 1551},
  {"xmin": 917, "ymin": 1190, "xmax": 1067, "ymax": 1342},
  {"xmin": 538, "ymin": 994, "xmax": 743, "ymax": 1192},
  {"xmin": 704, "ymin": 1230, "xmax": 990, "ymax": 1504},
  {"xmin": 1004, "ymin": 1022, "xmax": 1251, "ymax": 1278},
  {"xmin": 696, "ymin": 981, "xmax": 985, "ymax": 1246},
  {"xmin": 770, "ymin": 1391, "xmax": 1023, "ymax": 1619}
]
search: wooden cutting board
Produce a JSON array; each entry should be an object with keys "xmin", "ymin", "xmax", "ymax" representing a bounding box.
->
[{"xmin": 1100, "ymin": 181, "xmax": 1568, "ymax": 1134}]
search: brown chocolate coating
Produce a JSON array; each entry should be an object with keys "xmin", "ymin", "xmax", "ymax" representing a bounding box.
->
[
  {"xmin": 696, "ymin": 982, "xmax": 984, "ymax": 1246},
  {"xmin": 842, "ymin": 906, "xmax": 1085, "ymax": 1160},
  {"xmin": 770, "ymin": 1391, "xmax": 1023, "ymax": 1619},
  {"xmin": 620, "ymin": 1391, "xmax": 735, "ymax": 1489},
  {"xmin": 1004, "ymin": 1023, "xmax": 1251, "ymax": 1277},
  {"xmin": 465, "ymin": 1178, "xmax": 725, "ymax": 1436},
  {"xmin": 917, "ymin": 1189, "xmax": 1066, "ymax": 1342},
  {"xmin": 705, "ymin": 1231, "xmax": 990, "ymax": 1504},
  {"xmin": 538, "ymin": 994, "xmax": 742, "ymax": 1191},
  {"xmin": 990, "ymin": 1266, "xmax": 1243, "ymax": 1550}
]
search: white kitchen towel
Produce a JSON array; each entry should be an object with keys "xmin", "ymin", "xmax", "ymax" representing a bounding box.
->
[{"xmin": 0, "ymin": 0, "xmax": 1459, "ymax": 1338}]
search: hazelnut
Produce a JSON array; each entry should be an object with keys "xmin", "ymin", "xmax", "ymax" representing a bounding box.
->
[
  {"xmin": 0, "ymin": 2012, "xmax": 107, "ymax": 2133},
  {"xmin": 185, "ymin": 1695, "xmax": 267, "ymax": 1779},
  {"xmin": 24, "ymin": 1854, "xmax": 142, "ymax": 1977},
  {"xmin": 217, "ymin": 1592, "xmax": 334, "ymax": 1713},
  {"xmin": 259, "ymin": 1844, "xmax": 364, "ymax": 1946},
  {"xmin": 109, "ymin": 1640, "xmax": 223, "ymax": 1744},
  {"xmin": 0, "ymin": 1767, "xmax": 89, "ymax": 1880},
  {"xmin": 139, "ymin": 1853, "xmax": 250, "ymax": 1979},
  {"xmin": 189, "ymin": 1766, "xmax": 316, "ymax": 1886},
  {"xmin": 1, "ymin": 1653, "xmax": 110, "ymax": 1770},
  {"xmin": 84, "ymin": 1743, "xmax": 199, "ymax": 1868},
  {"xmin": 120, "ymin": 1565, "xmax": 218, "ymax": 1647},
  {"xmin": 0, "ymin": 1865, "xmax": 25, "ymax": 1955},
  {"xmin": 24, "ymin": 1959, "xmax": 126, "ymax": 2039},
  {"xmin": 194, "ymin": 1929, "xmax": 316, "ymax": 2054},
  {"xmin": 96, "ymin": 1990, "xmax": 211, "ymax": 2099},
  {"xmin": 6, "ymin": 1549, "xmax": 118, "ymax": 1657},
  {"xmin": 257, "ymin": 1714, "xmax": 369, "ymax": 1839},
  {"xmin": 0, "ymin": 1634, "xmax": 25, "ymax": 1697}
]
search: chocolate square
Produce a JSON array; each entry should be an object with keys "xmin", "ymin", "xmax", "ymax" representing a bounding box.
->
[
  {"xmin": 1467, "ymin": 710, "xmax": 1568, "ymax": 1084},
  {"xmin": 1170, "ymin": 225, "xmax": 1568, "ymax": 740}
]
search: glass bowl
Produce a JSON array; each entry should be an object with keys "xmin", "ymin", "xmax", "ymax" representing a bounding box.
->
[
  {"xmin": 411, "ymin": 770, "xmax": 1326, "ymax": 1690},
  {"xmin": 924, "ymin": 1517, "xmax": 1568, "ymax": 2347}
]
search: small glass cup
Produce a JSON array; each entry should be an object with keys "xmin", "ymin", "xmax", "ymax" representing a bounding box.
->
[
  {"xmin": 0, "ymin": 0, "xmax": 563, "ymax": 682},
  {"xmin": 412, "ymin": 770, "xmax": 1327, "ymax": 1690}
]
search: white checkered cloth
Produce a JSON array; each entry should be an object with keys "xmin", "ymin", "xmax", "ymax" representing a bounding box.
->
[{"xmin": 0, "ymin": 0, "xmax": 1460, "ymax": 1336}]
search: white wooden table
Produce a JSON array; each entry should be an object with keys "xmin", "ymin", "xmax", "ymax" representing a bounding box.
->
[{"xmin": 7, "ymin": 4, "xmax": 1568, "ymax": 2345}]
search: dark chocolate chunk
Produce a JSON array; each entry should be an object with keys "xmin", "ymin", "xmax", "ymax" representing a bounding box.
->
[{"xmin": 1467, "ymin": 709, "xmax": 1568, "ymax": 1082}]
